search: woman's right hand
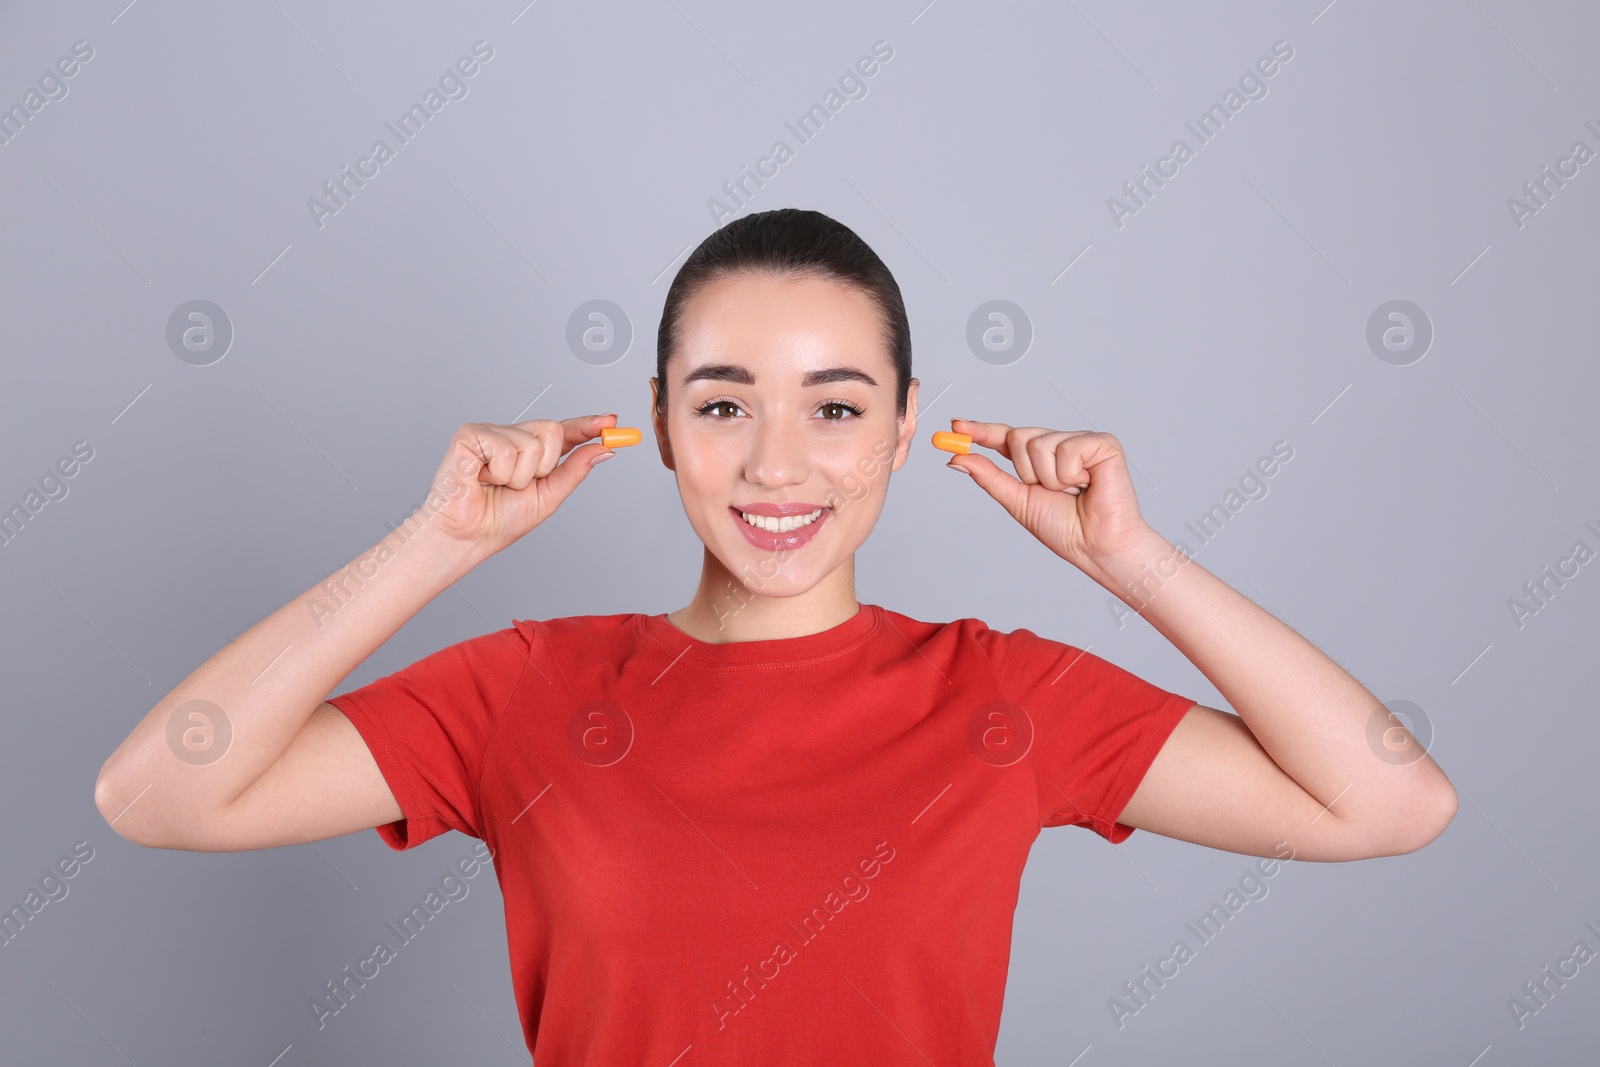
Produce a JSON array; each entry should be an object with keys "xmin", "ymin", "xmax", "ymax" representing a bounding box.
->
[{"xmin": 420, "ymin": 414, "xmax": 619, "ymax": 557}]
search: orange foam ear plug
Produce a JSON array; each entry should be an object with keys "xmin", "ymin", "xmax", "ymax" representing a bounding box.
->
[
  {"xmin": 932, "ymin": 430, "xmax": 971, "ymax": 455},
  {"xmin": 601, "ymin": 427, "xmax": 641, "ymax": 448}
]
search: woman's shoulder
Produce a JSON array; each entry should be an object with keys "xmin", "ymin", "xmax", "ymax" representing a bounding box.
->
[
  {"xmin": 876, "ymin": 602, "xmax": 1026, "ymax": 632},
  {"xmin": 514, "ymin": 611, "xmax": 650, "ymax": 641},
  {"xmin": 890, "ymin": 606, "xmax": 1097, "ymax": 668},
  {"xmin": 874, "ymin": 604, "xmax": 1067, "ymax": 650}
]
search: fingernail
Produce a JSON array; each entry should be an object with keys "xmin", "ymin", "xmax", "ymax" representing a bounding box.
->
[{"xmin": 592, "ymin": 451, "xmax": 615, "ymax": 465}]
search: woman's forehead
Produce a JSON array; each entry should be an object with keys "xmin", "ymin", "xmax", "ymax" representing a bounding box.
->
[
  {"xmin": 676, "ymin": 275, "xmax": 891, "ymax": 382},
  {"xmin": 679, "ymin": 362, "xmax": 880, "ymax": 390},
  {"xmin": 686, "ymin": 272, "xmax": 877, "ymax": 325}
]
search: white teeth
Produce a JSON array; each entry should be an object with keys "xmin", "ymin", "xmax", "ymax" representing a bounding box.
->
[{"xmin": 739, "ymin": 507, "xmax": 824, "ymax": 533}]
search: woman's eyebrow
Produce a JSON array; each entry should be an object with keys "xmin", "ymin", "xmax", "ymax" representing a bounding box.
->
[{"xmin": 680, "ymin": 363, "xmax": 879, "ymax": 388}]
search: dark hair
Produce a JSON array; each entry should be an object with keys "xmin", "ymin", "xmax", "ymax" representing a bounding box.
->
[{"xmin": 654, "ymin": 208, "xmax": 912, "ymax": 419}]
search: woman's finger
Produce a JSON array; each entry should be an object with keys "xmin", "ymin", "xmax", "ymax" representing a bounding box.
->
[
  {"xmin": 473, "ymin": 427, "xmax": 519, "ymax": 486},
  {"xmin": 494, "ymin": 424, "xmax": 544, "ymax": 490},
  {"xmin": 1027, "ymin": 434, "xmax": 1071, "ymax": 491},
  {"xmin": 950, "ymin": 418, "xmax": 1014, "ymax": 461}
]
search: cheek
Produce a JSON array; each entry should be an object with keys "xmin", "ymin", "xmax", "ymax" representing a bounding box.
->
[
  {"xmin": 676, "ymin": 439, "xmax": 729, "ymax": 490},
  {"xmin": 827, "ymin": 451, "xmax": 889, "ymax": 510}
]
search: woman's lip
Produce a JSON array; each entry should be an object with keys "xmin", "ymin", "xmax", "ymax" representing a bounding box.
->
[
  {"xmin": 729, "ymin": 505, "xmax": 830, "ymax": 551},
  {"xmin": 733, "ymin": 502, "xmax": 830, "ymax": 517}
]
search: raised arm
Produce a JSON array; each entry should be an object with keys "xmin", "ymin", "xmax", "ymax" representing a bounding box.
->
[
  {"xmin": 93, "ymin": 415, "xmax": 618, "ymax": 851},
  {"xmin": 1097, "ymin": 530, "xmax": 1456, "ymax": 860},
  {"xmin": 943, "ymin": 419, "xmax": 1457, "ymax": 860}
]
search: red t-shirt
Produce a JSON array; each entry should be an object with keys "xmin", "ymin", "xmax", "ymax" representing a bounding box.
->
[{"xmin": 327, "ymin": 602, "xmax": 1196, "ymax": 1064}]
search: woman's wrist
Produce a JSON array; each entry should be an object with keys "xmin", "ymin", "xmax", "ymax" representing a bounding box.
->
[{"xmin": 1086, "ymin": 527, "xmax": 1190, "ymax": 610}]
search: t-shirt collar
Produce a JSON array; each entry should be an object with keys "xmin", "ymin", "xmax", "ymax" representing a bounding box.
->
[{"xmin": 638, "ymin": 602, "xmax": 881, "ymax": 669}]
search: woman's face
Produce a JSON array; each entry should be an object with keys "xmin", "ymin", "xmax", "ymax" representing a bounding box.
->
[{"xmin": 651, "ymin": 271, "xmax": 919, "ymax": 601}]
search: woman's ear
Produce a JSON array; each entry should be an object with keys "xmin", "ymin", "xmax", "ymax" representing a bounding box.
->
[
  {"xmin": 892, "ymin": 377, "xmax": 920, "ymax": 472},
  {"xmin": 650, "ymin": 377, "xmax": 675, "ymax": 471}
]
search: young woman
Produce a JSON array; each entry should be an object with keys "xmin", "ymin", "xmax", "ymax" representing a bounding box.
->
[{"xmin": 94, "ymin": 208, "xmax": 1456, "ymax": 1064}]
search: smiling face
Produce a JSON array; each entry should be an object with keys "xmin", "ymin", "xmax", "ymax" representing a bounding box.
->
[{"xmin": 651, "ymin": 270, "xmax": 919, "ymax": 604}]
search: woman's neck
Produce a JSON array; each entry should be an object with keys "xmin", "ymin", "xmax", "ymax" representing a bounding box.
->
[{"xmin": 667, "ymin": 551, "xmax": 861, "ymax": 644}]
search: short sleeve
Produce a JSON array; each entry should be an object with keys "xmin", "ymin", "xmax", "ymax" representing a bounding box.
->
[
  {"xmin": 975, "ymin": 624, "xmax": 1196, "ymax": 843},
  {"xmin": 327, "ymin": 620, "xmax": 538, "ymax": 850}
]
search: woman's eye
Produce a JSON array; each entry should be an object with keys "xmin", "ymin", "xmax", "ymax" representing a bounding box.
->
[
  {"xmin": 695, "ymin": 400, "xmax": 862, "ymax": 420},
  {"xmin": 819, "ymin": 402, "xmax": 864, "ymax": 421}
]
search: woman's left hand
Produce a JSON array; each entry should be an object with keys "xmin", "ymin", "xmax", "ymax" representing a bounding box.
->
[{"xmin": 944, "ymin": 418, "xmax": 1154, "ymax": 571}]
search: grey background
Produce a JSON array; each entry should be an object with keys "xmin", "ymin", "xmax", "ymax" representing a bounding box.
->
[{"xmin": 3, "ymin": 0, "xmax": 1596, "ymax": 1063}]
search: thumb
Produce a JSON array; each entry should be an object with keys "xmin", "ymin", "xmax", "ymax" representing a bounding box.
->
[
  {"xmin": 949, "ymin": 452, "xmax": 1029, "ymax": 522},
  {"xmin": 533, "ymin": 441, "xmax": 614, "ymax": 513}
]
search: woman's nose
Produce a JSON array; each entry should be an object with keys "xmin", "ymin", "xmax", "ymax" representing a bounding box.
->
[{"xmin": 744, "ymin": 416, "xmax": 807, "ymax": 489}]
